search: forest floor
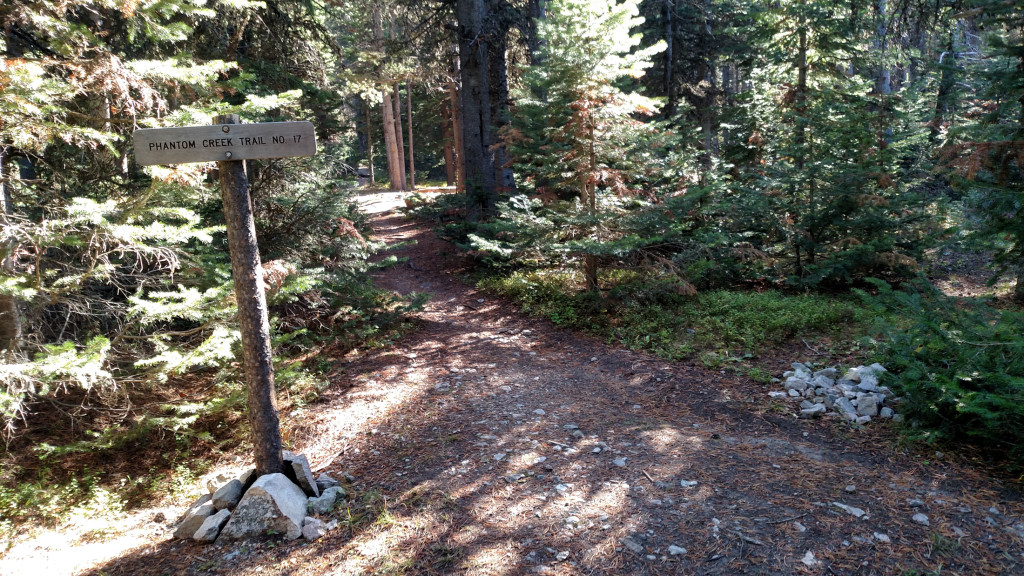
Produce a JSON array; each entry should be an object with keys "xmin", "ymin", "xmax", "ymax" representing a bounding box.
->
[{"xmin": 4, "ymin": 190, "xmax": 1024, "ymax": 576}]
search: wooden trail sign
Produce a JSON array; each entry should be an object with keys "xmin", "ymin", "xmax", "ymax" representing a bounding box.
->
[
  {"xmin": 133, "ymin": 121, "xmax": 316, "ymax": 166},
  {"xmin": 133, "ymin": 115, "xmax": 316, "ymax": 476}
]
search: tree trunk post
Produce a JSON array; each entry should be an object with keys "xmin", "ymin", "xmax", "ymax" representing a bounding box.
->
[
  {"xmin": 406, "ymin": 81, "xmax": 416, "ymax": 190},
  {"xmin": 382, "ymin": 90, "xmax": 402, "ymax": 191},
  {"xmin": 442, "ymin": 98, "xmax": 456, "ymax": 186},
  {"xmin": 214, "ymin": 114, "xmax": 283, "ymax": 477},
  {"xmin": 0, "ymin": 145, "xmax": 20, "ymax": 354},
  {"xmin": 365, "ymin": 98, "xmax": 376, "ymax": 186},
  {"xmin": 392, "ymin": 83, "xmax": 408, "ymax": 192},
  {"xmin": 449, "ymin": 75, "xmax": 466, "ymax": 193}
]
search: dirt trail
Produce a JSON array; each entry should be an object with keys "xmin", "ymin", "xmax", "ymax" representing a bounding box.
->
[{"xmin": 38, "ymin": 194, "xmax": 1024, "ymax": 575}]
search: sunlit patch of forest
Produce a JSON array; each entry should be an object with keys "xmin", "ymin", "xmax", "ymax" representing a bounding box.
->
[{"xmin": 1, "ymin": 0, "xmax": 1022, "ymax": 534}]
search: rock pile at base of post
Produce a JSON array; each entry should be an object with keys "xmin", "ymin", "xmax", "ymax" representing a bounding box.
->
[{"xmin": 170, "ymin": 452, "xmax": 347, "ymax": 543}]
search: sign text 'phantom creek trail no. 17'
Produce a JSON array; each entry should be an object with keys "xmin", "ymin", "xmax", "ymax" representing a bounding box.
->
[{"xmin": 133, "ymin": 121, "xmax": 316, "ymax": 166}]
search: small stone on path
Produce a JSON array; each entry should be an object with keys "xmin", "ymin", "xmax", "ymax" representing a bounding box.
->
[
  {"xmin": 668, "ymin": 545, "xmax": 687, "ymax": 556},
  {"xmin": 912, "ymin": 513, "xmax": 930, "ymax": 526},
  {"xmin": 801, "ymin": 551, "xmax": 821, "ymax": 567},
  {"xmin": 613, "ymin": 457, "xmax": 627, "ymax": 467},
  {"xmin": 833, "ymin": 502, "xmax": 866, "ymax": 518},
  {"xmin": 621, "ymin": 537, "xmax": 643, "ymax": 553}
]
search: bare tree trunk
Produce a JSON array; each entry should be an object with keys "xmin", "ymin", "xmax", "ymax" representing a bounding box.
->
[
  {"xmin": 794, "ymin": 19, "xmax": 809, "ymax": 279},
  {"xmin": 392, "ymin": 83, "xmax": 408, "ymax": 191},
  {"xmin": 442, "ymin": 98, "xmax": 456, "ymax": 186},
  {"xmin": 583, "ymin": 119, "xmax": 598, "ymax": 291},
  {"xmin": 0, "ymin": 145, "xmax": 20, "ymax": 354},
  {"xmin": 406, "ymin": 81, "xmax": 416, "ymax": 190},
  {"xmin": 382, "ymin": 90, "xmax": 402, "ymax": 191},
  {"xmin": 873, "ymin": 0, "xmax": 891, "ymax": 96},
  {"xmin": 364, "ymin": 99, "xmax": 375, "ymax": 186},
  {"xmin": 932, "ymin": 28, "xmax": 956, "ymax": 141},
  {"xmin": 215, "ymin": 114, "xmax": 283, "ymax": 477},
  {"xmin": 663, "ymin": 0, "xmax": 676, "ymax": 118},
  {"xmin": 488, "ymin": 23, "xmax": 516, "ymax": 194},
  {"xmin": 449, "ymin": 63, "xmax": 467, "ymax": 193},
  {"xmin": 527, "ymin": 0, "xmax": 546, "ymax": 64},
  {"xmin": 456, "ymin": 0, "xmax": 498, "ymax": 221}
]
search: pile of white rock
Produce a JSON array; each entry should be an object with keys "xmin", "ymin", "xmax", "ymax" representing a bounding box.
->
[
  {"xmin": 769, "ymin": 362, "xmax": 902, "ymax": 425},
  {"xmin": 172, "ymin": 451, "xmax": 346, "ymax": 543}
]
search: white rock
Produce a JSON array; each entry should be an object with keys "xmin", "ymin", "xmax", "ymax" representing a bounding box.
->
[
  {"xmin": 912, "ymin": 513, "xmax": 930, "ymax": 526},
  {"xmin": 173, "ymin": 500, "xmax": 216, "ymax": 539},
  {"xmin": 832, "ymin": 502, "xmax": 866, "ymax": 518},
  {"xmin": 555, "ymin": 550, "xmax": 570, "ymax": 561},
  {"xmin": 219, "ymin": 473, "xmax": 309, "ymax": 540},
  {"xmin": 613, "ymin": 457, "xmax": 627, "ymax": 467},
  {"xmin": 680, "ymin": 480, "xmax": 698, "ymax": 488},
  {"xmin": 621, "ymin": 537, "xmax": 643, "ymax": 553},
  {"xmin": 308, "ymin": 486, "xmax": 346, "ymax": 515},
  {"xmin": 533, "ymin": 409, "xmax": 546, "ymax": 415},
  {"xmin": 302, "ymin": 516, "xmax": 329, "ymax": 540},
  {"xmin": 212, "ymin": 479, "xmax": 244, "ymax": 510},
  {"xmin": 668, "ymin": 545, "xmax": 687, "ymax": 555},
  {"xmin": 193, "ymin": 508, "xmax": 231, "ymax": 542},
  {"xmin": 494, "ymin": 453, "xmax": 506, "ymax": 461},
  {"xmin": 873, "ymin": 532, "xmax": 891, "ymax": 543},
  {"xmin": 857, "ymin": 395, "xmax": 879, "ymax": 417},
  {"xmin": 283, "ymin": 453, "xmax": 319, "ymax": 497},
  {"xmin": 801, "ymin": 551, "xmax": 821, "ymax": 567},
  {"xmin": 800, "ymin": 404, "xmax": 827, "ymax": 418}
]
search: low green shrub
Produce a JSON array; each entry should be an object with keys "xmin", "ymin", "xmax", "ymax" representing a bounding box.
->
[
  {"xmin": 481, "ymin": 270, "xmax": 873, "ymax": 359},
  {"xmin": 861, "ymin": 278, "xmax": 1024, "ymax": 464}
]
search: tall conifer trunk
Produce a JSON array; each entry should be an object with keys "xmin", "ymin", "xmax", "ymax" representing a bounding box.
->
[
  {"xmin": 406, "ymin": 81, "xmax": 416, "ymax": 190},
  {"xmin": 489, "ymin": 22, "xmax": 515, "ymax": 193},
  {"xmin": 0, "ymin": 146, "xmax": 20, "ymax": 353},
  {"xmin": 455, "ymin": 0, "xmax": 498, "ymax": 221},
  {"xmin": 393, "ymin": 84, "xmax": 408, "ymax": 191},
  {"xmin": 364, "ymin": 99, "xmax": 376, "ymax": 186},
  {"xmin": 382, "ymin": 90, "xmax": 402, "ymax": 191},
  {"xmin": 442, "ymin": 98, "xmax": 456, "ymax": 186},
  {"xmin": 664, "ymin": 0, "xmax": 676, "ymax": 118}
]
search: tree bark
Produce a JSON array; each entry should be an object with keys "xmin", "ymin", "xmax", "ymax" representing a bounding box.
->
[
  {"xmin": 442, "ymin": 98, "xmax": 456, "ymax": 186},
  {"xmin": 393, "ymin": 83, "xmax": 408, "ymax": 191},
  {"xmin": 527, "ymin": 0, "xmax": 546, "ymax": 64},
  {"xmin": 583, "ymin": 118, "xmax": 598, "ymax": 291},
  {"xmin": 449, "ymin": 74, "xmax": 467, "ymax": 193},
  {"xmin": 382, "ymin": 90, "xmax": 402, "ymax": 191},
  {"xmin": 364, "ymin": 98, "xmax": 375, "ymax": 186},
  {"xmin": 931, "ymin": 28, "xmax": 956, "ymax": 141},
  {"xmin": 406, "ymin": 81, "xmax": 416, "ymax": 190},
  {"xmin": 456, "ymin": 0, "xmax": 498, "ymax": 221},
  {"xmin": 664, "ymin": 0, "xmax": 676, "ymax": 118},
  {"xmin": 873, "ymin": 0, "xmax": 891, "ymax": 96},
  {"xmin": 488, "ymin": 20, "xmax": 515, "ymax": 194},
  {"xmin": 214, "ymin": 115, "xmax": 283, "ymax": 477},
  {"xmin": 0, "ymin": 145, "xmax": 20, "ymax": 354}
]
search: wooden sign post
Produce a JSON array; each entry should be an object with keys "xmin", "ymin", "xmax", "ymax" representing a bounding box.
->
[{"xmin": 133, "ymin": 116, "xmax": 317, "ymax": 476}]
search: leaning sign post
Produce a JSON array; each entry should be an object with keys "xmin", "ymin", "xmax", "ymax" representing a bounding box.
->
[{"xmin": 134, "ymin": 116, "xmax": 316, "ymax": 476}]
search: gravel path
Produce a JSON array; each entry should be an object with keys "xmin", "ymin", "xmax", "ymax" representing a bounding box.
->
[{"xmin": 58, "ymin": 194, "xmax": 1024, "ymax": 575}]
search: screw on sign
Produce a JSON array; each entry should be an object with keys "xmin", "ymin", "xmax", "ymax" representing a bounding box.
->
[{"xmin": 133, "ymin": 116, "xmax": 317, "ymax": 476}]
